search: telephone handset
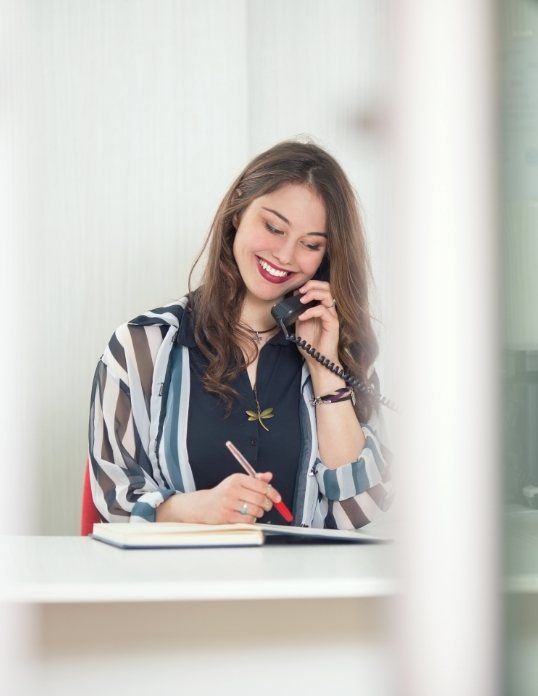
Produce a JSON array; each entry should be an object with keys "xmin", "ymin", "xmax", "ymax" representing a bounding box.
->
[{"xmin": 270, "ymin": 259, "xmax": 398, "ymax": 412}]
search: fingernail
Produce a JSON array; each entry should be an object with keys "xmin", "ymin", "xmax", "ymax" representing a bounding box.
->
[
  {"xmin": 276, "ymin": 495, "xmax": 282, "ymax": 503},
  {"xmin": 299, "ymin": 287, "xmax": 306, "ymax": 293}
]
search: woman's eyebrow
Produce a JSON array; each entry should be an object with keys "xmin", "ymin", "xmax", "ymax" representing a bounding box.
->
[{"xmin": 261, "ymin": 206, "xmax": 328, "ymax": 237}]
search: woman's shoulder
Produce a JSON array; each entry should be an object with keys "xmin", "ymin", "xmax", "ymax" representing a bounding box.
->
[
  {"xmin": 100, "ymin": 295, "xmax": 191, "ymax": 379},
  {"xmin": 126, "ymin": 295, "xmax": 190, "ymax": 330}
]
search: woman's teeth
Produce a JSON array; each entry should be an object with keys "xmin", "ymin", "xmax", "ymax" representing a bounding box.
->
[{"xmin": 257, "ymin": 257, "xmax": 289, "ymax": 277}]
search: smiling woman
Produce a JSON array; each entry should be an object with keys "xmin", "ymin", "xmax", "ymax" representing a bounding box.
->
[{"xmin": 88, "ymin": 139, "xmax": 393, "ymax": 531}]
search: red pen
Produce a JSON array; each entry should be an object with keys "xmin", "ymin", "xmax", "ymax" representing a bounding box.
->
[{"xmin": 225, "ymin": 440, "xmax": 294, "ymax": 523}]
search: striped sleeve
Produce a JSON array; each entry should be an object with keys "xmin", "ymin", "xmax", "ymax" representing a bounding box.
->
[
  {"xmin": 315, "ymin": 405, "xmax": 394, "ymax": 530},
  {"xmin": 88, "ymin": 323, "xmax": 176, "ymax": 523}
]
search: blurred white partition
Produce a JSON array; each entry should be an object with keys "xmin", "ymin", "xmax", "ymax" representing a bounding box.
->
[
  {"xmin": 1, "ymin": 5, "xmax": 38, "ymax": 695},
  {"xmin": 389, "ymin": 2, "xmax": 501, "ymax": 695}
]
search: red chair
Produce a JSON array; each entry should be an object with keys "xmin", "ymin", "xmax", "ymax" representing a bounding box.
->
[{"xmin": 81, "ymin": 457, "xmax": 101, "ymax": 535}]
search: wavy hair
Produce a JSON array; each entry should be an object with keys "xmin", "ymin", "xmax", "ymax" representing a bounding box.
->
[{"xmin": 186, "ymin": 138, "xmax": 380, "ymax": 422}]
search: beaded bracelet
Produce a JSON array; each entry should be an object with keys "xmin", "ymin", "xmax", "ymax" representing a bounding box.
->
[{"xmin": 310, "ymin": 386, "xmax": 356, "ymax": 407}]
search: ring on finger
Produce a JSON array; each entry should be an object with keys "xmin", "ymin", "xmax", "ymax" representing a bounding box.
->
[
  {"xmin": 239, "ymin": 502, "xmax": 249, "ymax": 515},
  {"xmin": 328, "ymin": 298, "xmax": 336, "ymax": 309}
]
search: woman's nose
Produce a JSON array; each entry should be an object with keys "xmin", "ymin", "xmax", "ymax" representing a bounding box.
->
[{"xmin": 273, "ymin": 238, "xmax": 296, "ymax": 267}]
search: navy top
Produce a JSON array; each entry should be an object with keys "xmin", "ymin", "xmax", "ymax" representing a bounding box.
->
[{"xmin": 177, "ymin": 307, "xmax": 303, "ymax": 525}]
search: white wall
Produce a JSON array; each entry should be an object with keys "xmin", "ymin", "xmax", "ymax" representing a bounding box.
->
[
  {"xmin": 247, "ymin": 0, "xmax": 394, "ymax": 377},
  {"xmin": 4, "ymin": 0, "xmax": 392, "ymax": 534}
]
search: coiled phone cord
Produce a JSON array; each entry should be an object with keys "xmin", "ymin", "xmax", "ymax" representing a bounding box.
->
[{"xmin": 277, "ymin": 319, "xmax": 399, "ymax": 413}]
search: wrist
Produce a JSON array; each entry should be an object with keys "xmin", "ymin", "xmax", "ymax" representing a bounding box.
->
[
  {"xmin": 156, "ymin": 491, "xmax": 203, "ymax": 523},
  {"xmin": 155, "ymin": 493, "xmax": 180, "ymax": 522},
  {"xmin": 311, "ymin": 386, "xmax": 356, "ymax": 407},
  {"xmin": 309, "ymin": 366, "xmax": 347, "ymax": 393}
]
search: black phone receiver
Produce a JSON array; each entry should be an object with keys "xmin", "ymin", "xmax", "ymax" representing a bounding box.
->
[
  {"xmin": 271, "ymin": 293, "xmax": 318, "ymax": 329},
  {"xmin": 271, "ymin": 259, "xmax": 398, "ymax": 412},
  {"xmin": 277, "ymin": 252, "xmax": 329, "ymax": 312},
  {"xmin": 313, "ymin": 252, "xmax": 330, "ymax": 283}
]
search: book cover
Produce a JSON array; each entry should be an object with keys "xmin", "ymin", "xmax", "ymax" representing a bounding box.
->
[{"xmin": 91, "ymin": 522, "xmax": 391, "ymax": 549}]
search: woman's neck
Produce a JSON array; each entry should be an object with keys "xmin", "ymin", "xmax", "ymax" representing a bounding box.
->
[{"xmin": 240, "ymin": 292, "xmax": 280, "ymax": 331}]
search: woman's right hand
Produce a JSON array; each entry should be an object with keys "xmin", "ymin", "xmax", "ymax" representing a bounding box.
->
[{"xmin": 156, "ymin": 471, "xmax": 283, "ymax": 525}]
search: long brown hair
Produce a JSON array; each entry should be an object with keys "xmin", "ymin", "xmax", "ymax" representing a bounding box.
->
[{"xmin": 187, "ymin": 139, "xmax": 380, "ymax": 422}]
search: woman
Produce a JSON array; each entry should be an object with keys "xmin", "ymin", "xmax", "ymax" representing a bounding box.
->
[{"xmin": 88, "ymin": 139, "xmax": 393, "ymax": 529}]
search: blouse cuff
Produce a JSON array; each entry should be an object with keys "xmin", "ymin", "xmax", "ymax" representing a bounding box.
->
[
  {"xmin": 129, "ymin": 489, "xmax": 178, "ymax": 523},
  {"xmin": 314, "ymin": 423, "xmax": 391, "ymax": 502}
]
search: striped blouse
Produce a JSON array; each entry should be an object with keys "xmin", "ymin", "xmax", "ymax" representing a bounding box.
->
[{"xmin": 88, "ymin": 295, "xmax": 394, "ymax": 528}]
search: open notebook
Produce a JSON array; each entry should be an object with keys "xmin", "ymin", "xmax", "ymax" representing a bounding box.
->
[{"xmin": 91, "ymin": 522, "xmax": 391, "ymax": 549}]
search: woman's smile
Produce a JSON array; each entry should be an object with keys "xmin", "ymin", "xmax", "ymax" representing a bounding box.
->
[{"xmin": 255, "ymin": 255, "xmax": 296, "ymax": 284}]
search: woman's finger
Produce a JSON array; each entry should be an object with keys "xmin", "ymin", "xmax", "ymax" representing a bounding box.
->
[
  {"xmin": 234, "ymin": 499, "xmax": 265, "ymax": 519},
  {"xmin": 297, "ymin": 304, "xmax": 338, "ymax": 324},
  {"xmin": 299, "ymin": 288, "xmax": 337, "ymax": 310},
  {"xmin": 229, "ymin": 511, "xmax": 257, "ymax": 524},
  {"xmin": 255, "ymin": 471, "xmax": 273, "ymax": 482},
  {"xmin": 237, "ymin": 487, "xmax": 272, "ymax": 510},
  {"xmin": 299, "ymin": 280, "xmax": 331, "ymax": 293},
  {"xmin": 244, "ymin": 474, "xmax": 282, "ymax": 505}
]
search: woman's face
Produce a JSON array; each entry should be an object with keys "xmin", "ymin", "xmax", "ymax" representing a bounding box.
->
[{"xmin": 232, "ymin": 183, "xmax": 328, "ymax": 304}]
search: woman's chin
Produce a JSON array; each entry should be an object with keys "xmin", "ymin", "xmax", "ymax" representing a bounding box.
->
[
  {"xmin": 242, "ymin": 268, "xmax": 304, "ymax": 304},
  {"xmin": 245, "ymin": 283, "xmax": 285, "ymax": 304}
]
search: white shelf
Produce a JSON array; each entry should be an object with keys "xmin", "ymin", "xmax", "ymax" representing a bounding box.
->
[{"xmin": 505, "ymin": 508, "xmax": 538, "ymax": 593}]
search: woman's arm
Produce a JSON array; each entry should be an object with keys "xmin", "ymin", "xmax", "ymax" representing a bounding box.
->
[
  {"xmin": 309, "ymin": 365, "xmax": 365, "ymax": 469},
  {"xmin": 311, "ymin": 385, "xmax": 394, "ymax": 529},
  {"xmin": 294, "ymin": 279, "xmax": 393, "ymax": 529},
  {"xmin": 156, "ymin": 491, "xmax": 202, "ymax": 523},
  {"xmin": 88, "ymin": 325, "xmax": 176, "ymax": 523}
]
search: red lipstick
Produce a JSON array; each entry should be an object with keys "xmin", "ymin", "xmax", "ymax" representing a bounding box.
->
[{"xmin": 255, "ymin": 256, "xmax": 294, "ymax": 285}]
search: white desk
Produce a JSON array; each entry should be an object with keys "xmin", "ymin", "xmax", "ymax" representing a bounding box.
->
[
  {"xmin": 1, "ymin": 536, "xmax": 397, "ymax": 696},
  {"xmin": 4, "ymin": 512, "xmax": 538, "ymax": 696},
  {"xmin": 1, "ymin": 535, "xmax": 396, "ymax": 603}
]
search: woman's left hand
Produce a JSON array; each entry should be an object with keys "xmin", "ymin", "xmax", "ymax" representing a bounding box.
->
[{"xmin": 294, "ymin": 280, "xmax": 340, "ymax": 369}]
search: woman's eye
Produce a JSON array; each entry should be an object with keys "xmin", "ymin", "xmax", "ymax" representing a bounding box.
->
[
  {"xmin": 265, "ymin": 222, "xmax": 283, "ymax": 235},
  {"xmin": 265, "ymin": 221, "xmax": 322, "ymax": 252}
]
